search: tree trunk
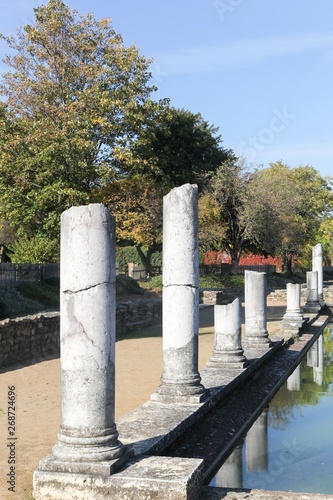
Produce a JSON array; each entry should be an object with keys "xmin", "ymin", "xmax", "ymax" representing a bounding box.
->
[
  {"xmin": 230, "ymin": 249, "xmax": 240, "ymax": 275},
  {"xmin": 136, "ymin": 246, "xmax": 153, "ymax": 276},
  {"xmin": 282, "ymin": 252, "xmax": 292, "ymax": 272}
]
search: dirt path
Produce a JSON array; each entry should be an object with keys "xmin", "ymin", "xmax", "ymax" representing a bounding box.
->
[{"xmin": 0, "ymin": 299, "xmax": 286, "ymax": 500}]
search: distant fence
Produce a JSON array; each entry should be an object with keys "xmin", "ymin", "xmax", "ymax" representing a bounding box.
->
[
  {"xmin": 0, "ymin": 263, "xmax": 60, "ymax": 288},
  {"xmin": 200, "ymin": 264, "xmax": 276, "ymax": 275}
]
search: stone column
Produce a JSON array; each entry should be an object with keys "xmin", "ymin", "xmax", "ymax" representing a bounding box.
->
[
  {"xmin": 244, "ymin": 271, "xmax": 271, "ymax": 349},
  {"xmin": 206, "ymin": 298, "xmax": 246, "ymax": 369},
  {"xmin": 312, "ymin": 243, "xmax": 324, "ymax": 303},
  {"xmin": 151, "ymin": 184, "xmax": 206, "ymax": 403},
  {"xmin": 34, "ymin": 204, "xmax": 126, "ymax": 499},
  {"xmin": 303, "ymin": 271, "xmax": 321, "ymax": 313},
  {"xmin": 280, "ymin": 283, "xmax": 303, "ymax": 333}
]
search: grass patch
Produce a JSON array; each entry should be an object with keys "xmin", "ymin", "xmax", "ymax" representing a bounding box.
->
[
  {"xmin": 139, "ymin": 275, "xmax": 162, "ymax": 293},
  {"xmin": 0, "ymin": 288, "xmax": 47, "ymax": 319},
  {"xmin": 17, "ymin": 280, "xmax": 60, "ymax": 308},
  {"xmin": 140, "ymin": 273, "xmax": 245, "ymax": 292}
]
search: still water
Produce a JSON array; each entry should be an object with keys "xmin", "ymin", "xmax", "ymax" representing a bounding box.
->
[{"xmin": 209, "ymin": 327, "xmax": 333, "ymax": 494}]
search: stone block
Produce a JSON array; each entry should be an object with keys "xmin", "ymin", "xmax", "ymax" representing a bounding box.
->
[{"xmin": 33, "ymin": 456, "xmax": 204, "ymax": 500}]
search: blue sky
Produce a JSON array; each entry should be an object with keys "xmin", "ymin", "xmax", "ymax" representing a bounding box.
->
[{"xmin": 0, "ymin": 0, "xmax": 332, "ymax": 177}]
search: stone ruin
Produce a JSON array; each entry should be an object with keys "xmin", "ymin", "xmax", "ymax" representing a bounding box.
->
[{"xmin": 33, "ymin": 185, "xmax": 329, "ymax": 499}]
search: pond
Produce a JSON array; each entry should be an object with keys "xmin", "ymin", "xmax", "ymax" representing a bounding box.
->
[{"xmin": 209, "ymin": 327, "xmax": 333, "ymax": 494}]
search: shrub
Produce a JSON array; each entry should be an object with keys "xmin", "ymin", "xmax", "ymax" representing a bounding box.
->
[
  {"xmin": 9, "ymin": 236, "xmax": 59, "ymax": 263},
  {"xmin": 116, "ymin": 275, "xmax": 144, "ymax": 295}
]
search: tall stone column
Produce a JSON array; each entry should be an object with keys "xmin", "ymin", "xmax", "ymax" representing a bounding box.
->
[
  {"xmin": 151, "ymin": 184, "xmax": 206, "ymax": 403},
  {"xmin": 280, "ymin": 283, "xmax": 304, "ymax": 333},
  {"xmin": 303, "ymin": 271, "xmax": 321, "ymax": 313},
  {"xmin": 312, "ymin": 243, "xmax": 324, "ymax": 303},
  {"xmin": 206, "ymin": 298, "xmax": 246, "ymax": 369},
  {"xmin": 244, "ymin": 271, "xmax": 271, "ymax": 349},
  {"xmin": 34, "ymin": 204, "xmax": 126, "ymax": 499}
]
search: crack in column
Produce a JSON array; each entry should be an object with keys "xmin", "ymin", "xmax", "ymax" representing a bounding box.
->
[{"xmin": 63, "ymin": 281, "xmax": 114, "ymax": 295}]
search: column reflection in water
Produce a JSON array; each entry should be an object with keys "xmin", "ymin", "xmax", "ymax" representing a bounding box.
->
[
  {"xmin": 246, "ymin": 407, "xmax": 269, "ymax": 472},
  {"xmin": 214, "ymin": 442, "xmax": 243, "ymax": 488},
  {"xmin": 307, "ymin": 340, "xmax": 319, "ymax": 368},
  {"xmin": 313, "ymin": 335, "xmax": 324, "ymax": 386},
  {"xmin": 287, "ymin": 365, "xmax": 302, "ymax": 391}
]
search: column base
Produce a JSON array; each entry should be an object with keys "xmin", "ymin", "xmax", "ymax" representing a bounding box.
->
[
  {"xmin": 52, "ymin": 433, "xmax": 124, "ymax": 463},
  {"xmin": 243, "ymin": 332, "xmax": 272, "ymax": 350},
  {"xmin": 303, "ymin": 301, "xmax": 321, "ymax": 313},
  {"xmin": 206, "ymin": 348, "xmax": 247, "ymax": 370},
  {"xmin": 151, "ymin": 382, "xmax": 208, "ymax": 404},
  {"xmin": 280, "ymin": 314, "xmax": 304, "ymax": 333},
  {"xmin": 34, "ymin": 450, "xmax": 131, "ymax": 478}
]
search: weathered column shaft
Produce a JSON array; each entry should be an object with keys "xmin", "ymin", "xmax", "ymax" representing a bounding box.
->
[
  {"xmin": 285, "ymin": 283, "xmax": 302, "ymax": 317},
  {"xmin": 280, "ymin": 283, "xmax": 303, "ymax": 332},
  {"xmin": 151, "ymin": 184, "xmax": 206, "ymax": 403},
  {"xmin": 312, "ymin": 243, "xmax": 323, "ymax": 300},
  {"xmin": 52, "ymin": 204, "xmax": 124, "ymax": 463},
  {"xmin": 207, "ymin": 298, "xmax": 246, "ymax": 369},
  {"xmin": 304, "ymin": 270, "xmax": 321, "ymax": 312},
  {"xmin": 244, "ymin": 271, "xmax": 271, "ymax": 348}
]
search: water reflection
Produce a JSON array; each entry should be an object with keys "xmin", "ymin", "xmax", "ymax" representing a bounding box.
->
[{"xmin": 210, "ymin": 328, "xmax": 333, "ymax": 494}]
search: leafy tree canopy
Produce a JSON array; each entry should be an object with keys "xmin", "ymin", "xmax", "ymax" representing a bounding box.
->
[
  {"xmin": 0, "ymin": 0, "xmax": 155, "ymax": 260},
  {"xmin": 246, "ymin": 162, "xmax": 333, "ymax": 268},
  {"xmin": 200, "ymin": 159, "xmax": 333, "ymax": 271},
  {"xmin": 94, "ymin": 175, "xmax": 164, "ymax": 274},
  {"xmin": 113, "ymin": 99, "xmax": 233, "ymax": 189}
]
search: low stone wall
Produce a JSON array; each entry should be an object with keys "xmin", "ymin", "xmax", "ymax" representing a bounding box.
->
[
  {"xmin": 0, "ymin": 298, "xmax": 162, "ymax": 368},
  {"xmin": 0, "ymin": 312, "xmax": 60, "ymax": 367},
  {"xmin": 116, "ymin": 298, "xmax": 162, "ymax": 334}
]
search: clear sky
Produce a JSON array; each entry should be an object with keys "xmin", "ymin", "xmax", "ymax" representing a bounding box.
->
[{"xmin": 0, "ymin": 0, "xmax": 332, "ymax": 177}]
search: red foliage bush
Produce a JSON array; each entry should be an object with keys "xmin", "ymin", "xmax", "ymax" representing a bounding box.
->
[{"xmin": 203, "ymin": 251, "xmax": 282, "ymax": 270}]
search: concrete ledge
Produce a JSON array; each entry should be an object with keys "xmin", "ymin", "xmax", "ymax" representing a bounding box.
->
[{"xmin": 34, "ymin": 456, "xmax": 204, "ymax": 500}]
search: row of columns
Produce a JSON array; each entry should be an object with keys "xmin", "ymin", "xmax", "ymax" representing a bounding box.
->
[
  {"xmin": 34, "ymin": 184, "xmax": 326, "ymax": 498},
  {"xmin": 281, "ymin": 243, "xmax": 325, "ymax": 333}
]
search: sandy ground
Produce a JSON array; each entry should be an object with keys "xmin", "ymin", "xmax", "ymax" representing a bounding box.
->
[{"xmin": 0, "ymin": 299, "xmax": 287, "ymax": 500}]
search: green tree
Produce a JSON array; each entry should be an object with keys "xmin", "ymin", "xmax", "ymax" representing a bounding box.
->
[
  {"xmin": 0, "ymin": 0, "xmax": 154, "ymax": 261},
  {"xmin": 245, "ymin": 162, "xmax": 333, "ymax": 270},
  {"xmin": 204, "ymin": 158, "xmax": 252, "ymax": 273},
  {"xmin": 96, "ymin": 102, "xmax": 233, "ymax": 270},
  {"xmin": 95, "ymin": 175, "xmax": 164, "ymax": 275},
  {"xmin": 114, "ymin": 100, "xmax": 233, "ymax": 189},
  {"xmin": 200, "ymin": 160, "xmax": 333, "ymax": 273}
]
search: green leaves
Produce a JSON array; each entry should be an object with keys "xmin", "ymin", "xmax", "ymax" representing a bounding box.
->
[{"xmin": 0, "ymin": 1, "xmax": 155, "ymax": 262}]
